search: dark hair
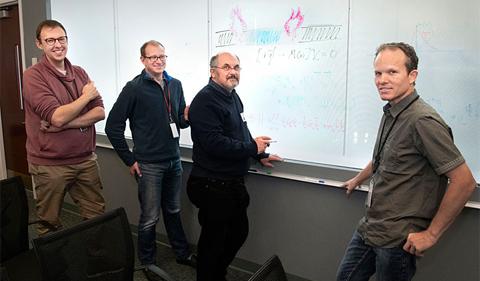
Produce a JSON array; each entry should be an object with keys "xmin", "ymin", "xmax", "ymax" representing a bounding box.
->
[
  {"xmin": 36, "ymin": 20, "xmax": 67, "ymax": 40},
  {"xmin": 140, "ymin": 40, "xmax": 164, "ymax": 57},
  {"xmin": 375, "ymin": 42, "xmax": 418, "ymax": 73}
]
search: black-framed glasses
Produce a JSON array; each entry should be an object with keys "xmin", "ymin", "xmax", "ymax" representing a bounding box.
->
[
  {"xmin": 144, "ymin": 55, "xmax": 168, "ymax": 62},
  {"xmin": 212, "ymin": 64, "xmax": 242, "ymax": 72},
  {"xmin": 43, "ymin": 36, "xmax": 68, "ymax": 46}
]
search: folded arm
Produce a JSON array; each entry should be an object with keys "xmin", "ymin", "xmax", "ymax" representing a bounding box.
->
[
  {"xmin": 42, "ymin": 106, "xmax": 105, "ymax": 132},
  {"xmin": 50, "ymin": 82, "xmax": 100, "ymax": 127}
]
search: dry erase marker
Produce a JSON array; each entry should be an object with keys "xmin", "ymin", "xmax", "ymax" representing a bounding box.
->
[{"xmin": 267, "ymin": 140, "xmax": 277, "ymax": 147}]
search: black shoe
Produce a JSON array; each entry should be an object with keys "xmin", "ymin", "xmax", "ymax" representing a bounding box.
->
[{"xmin": 176, "ymin": 253, "xmax": 197, "ymax": 268}]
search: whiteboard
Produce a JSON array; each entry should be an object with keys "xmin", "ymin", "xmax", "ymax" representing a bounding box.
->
[{"xmin": 50, "ymin": 0, "xmax": 479, "ymax": 181}]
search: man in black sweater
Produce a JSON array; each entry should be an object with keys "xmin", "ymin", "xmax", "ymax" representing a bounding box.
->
[{"xmin": 187, "ymin": 52, "xmax": 282, "ymax": 281}]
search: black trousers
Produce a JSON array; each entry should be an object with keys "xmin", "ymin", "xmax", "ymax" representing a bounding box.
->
[{"xmin": 187, "ymin": 175, "xmax": 250, "ymax": 281}]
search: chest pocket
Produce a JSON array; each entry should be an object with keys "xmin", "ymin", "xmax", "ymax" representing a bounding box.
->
[
  {"xmin": 381, "ymin": 132, "xmax": 420, "ymax": 176},
  {"xmin": 381, "ymin": 139, "xmax": 401, "ymax": 172}
]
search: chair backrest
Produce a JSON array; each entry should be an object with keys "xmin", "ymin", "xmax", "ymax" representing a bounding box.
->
[
  {"xmin": 32, "ymin": 207, "xmax": 134, "ymax": 281},
  {"xmin": 0, "ymin": 176, "xmax": 29, "ymax": 262},
  {"xmin": 248, "ymin": 255, "xmax": 288, "ymax": 281}
]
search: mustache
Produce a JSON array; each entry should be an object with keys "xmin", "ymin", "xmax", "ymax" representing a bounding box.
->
[{"xmin": 227, "ymin": 75, "xmax": 239, "ymax": 80}]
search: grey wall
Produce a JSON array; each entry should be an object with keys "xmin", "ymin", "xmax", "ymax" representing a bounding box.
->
[{"xmin": 96, "ymin": 147, "xmax": 479, "ymax": 281}]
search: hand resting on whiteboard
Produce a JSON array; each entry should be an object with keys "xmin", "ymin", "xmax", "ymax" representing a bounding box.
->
[
  {"xmin": 254, "ymin": 136, "xmax": 272, "ymax": 154},
  {"xmin": 260, "ymin": 154, "xmax": 283, "ymax": 168},
  {"xmin": 341, "ymin": 161, "xmax": 373, "ymax": 197},
  {"xmin": 342, "ymin": 178, "xmax": 362, "ymax": 198}
]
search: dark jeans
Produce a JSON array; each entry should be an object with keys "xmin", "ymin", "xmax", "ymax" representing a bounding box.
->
[
  {"xmin": 187, "ymin": 175, "xmax": 250, "ymax": 281},
  {"xmin": 136, "ymin": 160, "xmax": 190, "ymax": 265},
  {"xmin": 336, "ymin": 231, "xmax": 416, "ymax": 281}
]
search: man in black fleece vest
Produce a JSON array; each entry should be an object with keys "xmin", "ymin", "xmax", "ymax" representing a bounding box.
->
[{"xmin": 187, "ymin": 52, "xmax": 282, "ymax": 281}]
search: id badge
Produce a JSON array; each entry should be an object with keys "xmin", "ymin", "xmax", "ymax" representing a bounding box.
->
[
  {"xmin": 366, "ymin": 179, "xmax": 374, "ymax": 207},
  {"xmin": 240, "ymin": 112, "xmax": 246, "ymax": 122},
  {"xmin": 170, "ymin": 122, "xmax": 179, "ymax": 138}
]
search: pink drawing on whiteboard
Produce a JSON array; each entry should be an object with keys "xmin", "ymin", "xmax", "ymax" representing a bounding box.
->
[
  {"xmin": 284, "ymin": 7, "xmax": 304, "ymax": 37},
  {"xmin": 230, "ymin": 6, "xmax": 248, "ymax": 36}
]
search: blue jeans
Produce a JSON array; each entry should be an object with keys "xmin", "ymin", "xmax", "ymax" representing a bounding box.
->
[
  {"xmin": 336, "ymin": 231, "xmax": 416, "ymax": 281},
  {"xmin": 136, "ymin": 159, "xmax": 190, "ymax": 265}
]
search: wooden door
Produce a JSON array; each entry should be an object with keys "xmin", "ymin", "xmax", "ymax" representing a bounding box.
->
[{"xmin": 0, "ymin": 4, "xmax": 28, "ymax": 175}]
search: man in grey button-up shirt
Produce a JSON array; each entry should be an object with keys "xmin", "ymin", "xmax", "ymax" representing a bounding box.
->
[{"xmin": 336, "ymin": 42, "xmax": 476, "ymax": 281}]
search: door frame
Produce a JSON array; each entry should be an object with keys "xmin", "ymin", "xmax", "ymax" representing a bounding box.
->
[
  {"xmin": 1, "ymin": 0, "xmax": 26, "ymax": 69},
  {"xmin": 0, "ymin": 108, "xmax": 6, "ymax": 179},
  {"xmin": 1, "ymin": 0, "xmax": 27, "ymax": 178}
]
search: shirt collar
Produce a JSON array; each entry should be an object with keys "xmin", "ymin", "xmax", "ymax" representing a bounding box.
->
[
  {"xmin": 385, "ymin": 90, "xmax": 419, "ymax": 118},
  {"xmin": 142, "ymin": 69, "xmax": 172, "ymax": 82},
  {"xmin": 40, "ymin": 54, "xmax": 75, "ymax": 82},
  {"xmin": 208, "ymin": 78, "xmax": 235, "ymax": 97}
]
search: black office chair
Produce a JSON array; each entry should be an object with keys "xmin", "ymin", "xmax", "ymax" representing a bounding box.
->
[
  {"xmin": 0, "ymin": 176, "xmax": 41, "ymax": 281},
  {"xmin": 248, "ymin": 255, "xmax": 288, "ymax": 281},
  {"xmin": 1, "ymin": 176, "xmax": 29, "ymax": 261},
  {"xmin": 32, "ymin": 207, "xmax": 135, "ymax": 281}
]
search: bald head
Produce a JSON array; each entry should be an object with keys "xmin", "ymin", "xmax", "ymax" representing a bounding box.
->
[{"xmin": 210, "ymin": 52, "xmax": 240, "ymax": 68}]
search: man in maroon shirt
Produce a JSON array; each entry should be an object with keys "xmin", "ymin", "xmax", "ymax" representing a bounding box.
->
[{"xmin": 23, "ymin": 20, "xmax": 105, "ymax": 235}]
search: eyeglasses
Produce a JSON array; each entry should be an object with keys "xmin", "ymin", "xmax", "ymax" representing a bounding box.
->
[
  {"xmin": 144, "ymin": 55, "xmax": 168, "ymax": 62},
  {"xmin": 43, "ymin": 36, "xmax": 68, "ymax": 46},
  {"xmin": 212, "ymin": 64, "xmax": 242, "ymax": 72}
]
